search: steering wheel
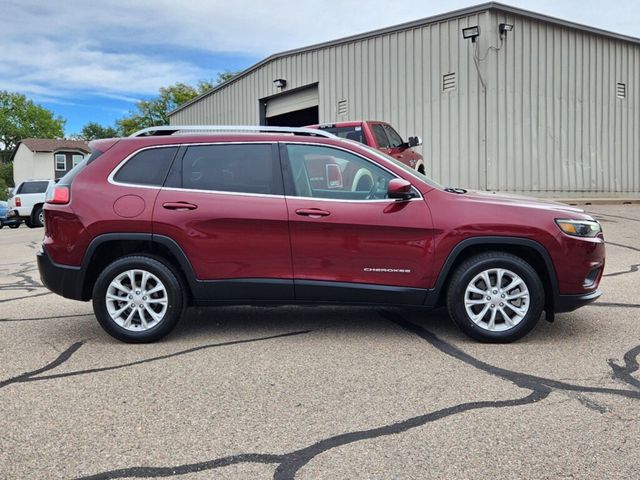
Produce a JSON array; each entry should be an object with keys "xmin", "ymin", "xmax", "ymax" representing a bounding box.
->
[{"xmin": 365, "ymin": 176, "xmax": 382, "ymax": 200}]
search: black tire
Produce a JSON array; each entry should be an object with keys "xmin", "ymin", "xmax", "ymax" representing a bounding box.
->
[
  {"xmin": 31, "ymin": 206, "xmax": 44, "ymax": 228},
  {"xmin": 25, "ymin": 218, "xmax": 34, "ymax": 228},
  {"xmin": 9, "ymin": 223, "xmax": 20, "ymax": 229},
  {"xmin": 92, "ymin": 255, "xmax": 186, "ymax": 343},
  {"xmin": 446, "ymin": 252, "xmax": 544, "ymax": 343}
]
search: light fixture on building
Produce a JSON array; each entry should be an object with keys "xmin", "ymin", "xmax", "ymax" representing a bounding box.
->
[
  {"xmin": 273, "ymin": 78, "xmax": 287, "ymax": 89},
  {"xmin": 462, "ymin": 25, "xmax": 480, "ymax": 42},
  {"xmin": 499, "ymin": 23, "xmax": 514, "ymax": 35}
]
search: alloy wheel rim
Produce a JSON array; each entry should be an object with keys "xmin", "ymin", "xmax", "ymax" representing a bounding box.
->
[
  {"xmin": 105, "ymin": 269, "xmax": 168, "ymax": 331},
  {"xmin": 464, "ymin": 268, "xmax": 530, "ymax": 332}
]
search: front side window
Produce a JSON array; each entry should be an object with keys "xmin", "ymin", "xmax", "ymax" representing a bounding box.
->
[
  {"xmin": 371, "ymin": 124, "xmax": 390, "ymax": 149},
  {"xmin": 383, "ymin": 124, "xmax": 404, "ymax": 148},
  {"xmin": 180, "ymin": 144, "xmax": 279, "ymax": 195},
  {"xmin": 114, "ymin": 147, "xmax": 178, "ymax": 186},
  {"xmin": 55, "ymin": 154, "xmax": 66, "ymax": 171},
  {"xmin": 285, "ymin": 144, "xmax": 395, "ymax": 201}
]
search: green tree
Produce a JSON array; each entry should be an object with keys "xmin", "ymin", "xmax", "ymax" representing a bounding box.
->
[
  {"xmin": 216, "ymin": 70, "xmax": 241, "ymax": 84},
  {"xmin": 78, "ymin": 122, "xmax": 119, "ymax": 140},
  {"xmin": 0, "ymin": 162, "xmax": 13, "ymax": 200},
  {"xmin": 0, "ymin": 91, "xmax": 65, "ymax": 162},
  {"xmin": 116, "ymin": 81, "xmax": 215, "ymax": 136}
]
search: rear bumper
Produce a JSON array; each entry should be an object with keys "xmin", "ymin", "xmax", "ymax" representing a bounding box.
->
[
  {"xmin": 555, "ymin": 289, "xmax": 602, "ymax": 313},
  {"xmin": 7, "ymin": 209, "xmax": 29, "ymax": 220},
  {"xmin": 37, "ymin": 248, "xmax": 85, "ymax": 301}
]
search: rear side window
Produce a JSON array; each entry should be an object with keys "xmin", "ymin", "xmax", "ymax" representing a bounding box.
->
[
  {"xmin": 114, "ymin": 147, "xmax": 178, "ymax": 186},
  {"xmin": 179, "ymin": 144, "xmax": 280, "ymax": 195},
  {"xmin": 17, "ymin": 181, "xmax": 49, "ymax": 194},
  {"xmin": 371, "ymin": 124, "xmax": 390, "ymax": 148},
  {"xmin": 319, "ymin": 126, "xmax": 366, "ymax": 144}
]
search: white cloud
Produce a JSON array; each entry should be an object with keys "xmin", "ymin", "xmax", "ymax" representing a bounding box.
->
[{"xmin": 1, "ymin": 0, "xmax": 639, "ymax": 103}]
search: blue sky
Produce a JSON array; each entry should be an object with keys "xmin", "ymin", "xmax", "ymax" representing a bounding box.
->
[{"xmin": 2, "ymin": 0, "xmax": 639, "ymax": 136}]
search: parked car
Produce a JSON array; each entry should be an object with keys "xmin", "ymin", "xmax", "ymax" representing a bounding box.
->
[
  {"xmin": 0, "ymin": 200, "xmax": 21, "ymax": 229},
  {"xmin": 38, "ymin": 126, "xmax": 604, "ymax": 344},
  {"xmin": 307, "ymin": 121, "xmax": 425, "ymax": 174},
  {"xmin": 7, "ymin": 179, "xmax": 55, "ymax": 228}
]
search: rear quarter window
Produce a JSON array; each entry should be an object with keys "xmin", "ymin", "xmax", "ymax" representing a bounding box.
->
[{"xmin": 113, "ymin": 147, "xmax": 178, "ymax": 186}]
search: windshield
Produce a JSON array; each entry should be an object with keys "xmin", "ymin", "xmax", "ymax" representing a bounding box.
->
[{"xmin": 347, "ymin": 140, "xmax": 443, "ymax": 190}]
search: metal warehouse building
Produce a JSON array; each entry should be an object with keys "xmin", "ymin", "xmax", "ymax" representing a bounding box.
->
[{"xmin": 168, "ymin": 2, "xmax": 640, "ymax": 195}]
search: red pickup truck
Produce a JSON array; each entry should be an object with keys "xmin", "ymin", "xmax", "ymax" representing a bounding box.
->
[{"xmin": 307, "ymin": 121, "xmax": 425, "ymax": 174}]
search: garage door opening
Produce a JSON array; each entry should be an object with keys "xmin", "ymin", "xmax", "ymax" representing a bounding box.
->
[
  {"xmin": 266, "ymin": 105, "xmax": 318, "ymax": 127},
  {"xmin": 262, "ymin": 85, "xmax": 319, "ymax": 127}
]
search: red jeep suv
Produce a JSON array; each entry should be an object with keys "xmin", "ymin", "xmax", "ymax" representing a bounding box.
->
[{"xmin": 38, "ymin": 126, "xmax": 604, "ymax": 343}]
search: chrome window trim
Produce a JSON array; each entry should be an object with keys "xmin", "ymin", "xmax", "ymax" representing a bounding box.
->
[
  {"xmin": 281, "ymin": 141, "xmax": 424, "ymax": 201},
  {"xmin": 107, "ymin": 140, "xmax": 424, "ymax": 203}
]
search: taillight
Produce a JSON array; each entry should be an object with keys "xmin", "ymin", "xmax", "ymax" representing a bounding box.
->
[
  {"xmin": 45, "ymin": 186, "xmax": 70, "ymax": 204},
  {"xmin": 15, "ymin": 196, "xmax": 21, "ymax": 207}
]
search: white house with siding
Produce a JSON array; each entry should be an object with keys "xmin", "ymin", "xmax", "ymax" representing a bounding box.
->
[{"xmin": 11, "ymin": 138, "xmax": 90, "ymax": 185}]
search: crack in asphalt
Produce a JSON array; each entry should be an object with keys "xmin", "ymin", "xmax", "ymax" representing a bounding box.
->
[
  {"xmin": 603, "ymin": 263, "xmax": 640, "ymax": 277},
  {"xmin": 607, "ymin": 241, "xmax": 640, "ymax": 253},
  {"xmin": 592, "ymin": 302, "xmax": 640, "ymax": 309},
  {"xmin": 73, "ymin": 310, "xmax": 639, "ymax": 480},
  {"xmin": 0, "ymin": 261, "xmax": 42, "ymax": 292},
  {"xmin": 0, "ymin": 330, "xmax": 312, "ymax": 390},
  {"xmin": 0, "ymin": 291, "xmax": 51, "ymax": 304},
  {"xmin": 0, "ymin": 312, "xmax": 94, "ymax": 323}
]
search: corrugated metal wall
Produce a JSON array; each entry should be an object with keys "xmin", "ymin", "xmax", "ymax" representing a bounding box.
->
[
  {"xmin": 170, "ymin": 11, "xmax": 488, "ymax": 190},
  {"xmin": 486, "ymin": 11, "xmax": 640, "ymax": 193},
  {"xmin": 170, "ymin": 8, "xmax": 640, "ymax": 194}
]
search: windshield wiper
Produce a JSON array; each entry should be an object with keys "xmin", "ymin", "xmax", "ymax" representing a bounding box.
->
[{"xmin": 444, "ymin": 187, "xmax": 467, "ymax": 194}]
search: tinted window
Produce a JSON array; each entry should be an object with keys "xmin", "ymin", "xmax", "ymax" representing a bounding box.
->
[
  {"xmin": 383, "ymin": 124, "xmax": 404, "ymax": 148},
  {"xmin": 181, "ymin": 144, "xmax": 278, "ymax": 195},
  {"xmin": 18, "ymin": 181, "xmax": 49, "ymax": 194},
  {"xmin": 114, "ymin": 147, "xmax": 178, "ymax": 186},
  {"xmin": 318, "ymin": 126, "xmax": 366, "ymax": 144},
  {"xmin": 285, "ymin": 144, "xmax": 394, "ymax": 201},
  {"xmin": 371, "ymin": 124, "xmax": 390, "ymax": 148}
]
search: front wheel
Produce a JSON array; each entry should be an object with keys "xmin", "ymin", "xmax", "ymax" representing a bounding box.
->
[
  {"xmin": 446, "ymin": 252, "xmax": 544, "ymax": 342},
  {"xmin": 92, "ymin": 256, "xmax": 186, "ymax": 343},
  {"xmin": 9, "ymin": 222, "xmax": 20, "ymax": 229}
]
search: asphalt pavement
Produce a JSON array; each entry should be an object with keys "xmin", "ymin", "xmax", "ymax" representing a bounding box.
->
[{"xmin": 0, "ymin": 204, "xmax": 638, "ymax": 479}]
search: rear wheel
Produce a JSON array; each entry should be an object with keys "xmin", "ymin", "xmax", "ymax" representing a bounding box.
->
[
  {"xmin": 92, "ymin": 255, "xmax": 186, "ymax": 343},
  {"xmin": 446, "ymin": 252, "xmax": 544, "ymax": 342},
  {"xmin": 31, "ymin": 206, "xmax": 44, "ymax": 228}
]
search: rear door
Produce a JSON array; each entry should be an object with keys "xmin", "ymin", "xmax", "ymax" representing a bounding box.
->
[
  {"xmin": 281, "ymin": 142, "xmax": 434, "ymax": 305},
  {"xmin": 153, "ymin": 142, "xmax": 294, "ymax": 301}
]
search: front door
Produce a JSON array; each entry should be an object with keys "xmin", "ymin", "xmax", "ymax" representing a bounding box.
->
[
  {"xmin": 153, "ymin": 142, "xmax": 294, "ymax": 301},
  {"xmin": 281, "ymin": 143, "xmax": 434, "ymax": 305}
]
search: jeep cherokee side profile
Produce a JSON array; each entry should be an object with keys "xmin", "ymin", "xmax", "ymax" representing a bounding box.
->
[{"xmin": 38, "ymin": 126, "xmax": 604, "ymax": 343}]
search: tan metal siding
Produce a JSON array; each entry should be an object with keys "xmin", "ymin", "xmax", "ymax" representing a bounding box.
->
[{"xmin": 486, "ymin": 11, "xmax": 640, "ymax": 193}]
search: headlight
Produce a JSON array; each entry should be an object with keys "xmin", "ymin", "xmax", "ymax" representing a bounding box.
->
[{"xmin": 555, "ymin": 219, "xmax": 601, "ymax": 238}]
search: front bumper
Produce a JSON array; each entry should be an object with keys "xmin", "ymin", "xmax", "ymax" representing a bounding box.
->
[
  {"xmin": 555, "ymin": 289, "xmax": 602, "ymax": 313},
  {"xmin": 37, "ymin": 248, "xmax": 85, "ymax": 301}
]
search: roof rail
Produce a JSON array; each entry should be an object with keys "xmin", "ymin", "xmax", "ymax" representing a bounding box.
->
[{"xmin": 129, "ymin": 125, "xmax": 338, "ymax": 139}]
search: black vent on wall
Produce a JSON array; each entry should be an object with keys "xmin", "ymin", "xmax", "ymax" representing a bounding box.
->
[
  {"xmin": 337, "ymin": 99, "xmax": 348, "ymax": 115},
  {"xmin": 443, "ymin": 72, "xmax": 456, "ymax": 92},
  {"xmin": 617, "ymin": 82, "xmax": 626, "ymax": 99}
]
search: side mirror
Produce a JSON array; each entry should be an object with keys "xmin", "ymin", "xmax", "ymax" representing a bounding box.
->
[
  {"xmin": 408, "ymin": 136, "xmax": 422, "ymax": 147},
  {"xmin": 387, "ymin": 178, "xmax": 414, "ymax": 201}
]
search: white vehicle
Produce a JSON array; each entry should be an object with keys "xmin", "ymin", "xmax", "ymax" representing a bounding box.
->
[{"xmin": 7, "ymin": 179, "xmax": 55, "ymax": 228}]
